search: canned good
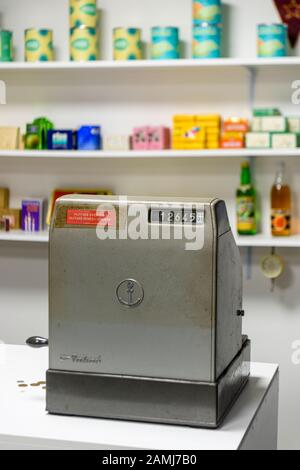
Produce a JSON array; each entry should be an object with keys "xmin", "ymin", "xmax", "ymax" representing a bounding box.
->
[
  {"xmin": 0, "ymin": 30, "xmax": 13, "ymax": 62},
  {"xmin": 151, "ymin": 27, "xmax": 180, "ymax": 60},
  {"xmin": 193, "ymin": 23, "xmax": 222, "ymax": 59},
  {"xmin": 257, "ymin": 24, "xmax": 287, "ymax": 58},
  {"xmin": 70, "ymin": 26, "xmax": 99, "ymax": 61},
  {"xmin": 69, "ymin": 0, "xmax": 98, "ymax": 28},
  {"xmin": 25, "ymin": 29, "xmax": 54, "ymax": 62},
  {"xmin": 113, "ymin": 28, "xmax": 142, "ymax": 61},
  {"xmin": 193, "ymin": 0, "xmax": 222, "ymax": 25}
]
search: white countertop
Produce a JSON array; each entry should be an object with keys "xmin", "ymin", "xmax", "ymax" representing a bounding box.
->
[{"xmin": 0, "ymin": 345, "xmax": 278, "ymax": 450}]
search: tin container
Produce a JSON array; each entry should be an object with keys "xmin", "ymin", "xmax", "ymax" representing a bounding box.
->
[
  {"xmin": 113, "ymin": 28, "xmax": 142, "ymax": 61},
  {"xmin": 25, "ymin": 29, "xmax": 54, "ymax": 62},
  {"xmin": 69, "ymin": 0, "xmax": 98, "ymax": 28},
  {"xmin": 193, "ymin": 23, "xmax": 221, "ymax": 59},
  {"xmin": 257, "ymin": 24, "xmax": 287, "ymax": 58},
  {"xmin": 193, "ymin": 0, "xmax": 222, "ymax": 25},
  {"xmin": 151, "ymin": 27, "xmax": 179, "ymax": 60},
  {"xmin": 70, "ymin": 26, "xmax": 99, "ymax": 61},
  {"xmin": 0, "ymin": 30, "xmax": 13, "ymax": 62}
]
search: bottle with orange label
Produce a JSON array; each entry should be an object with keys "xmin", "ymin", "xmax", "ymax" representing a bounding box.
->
[{"xmin": 271, "ymin": 162, "xmax": 292, "ymax": 237}]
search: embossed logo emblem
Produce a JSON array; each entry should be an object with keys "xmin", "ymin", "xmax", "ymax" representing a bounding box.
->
[{"xmin": 116, "ymin": 279, "xmax": 144, "ymax": 308}]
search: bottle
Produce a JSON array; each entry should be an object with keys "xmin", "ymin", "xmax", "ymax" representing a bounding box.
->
[
  {"xmin": 271, "ymin": 162, "xmax": 291, "ymax": 237},
  {"xmin": 236, "ymin": 161, "xmax": 257, "ymax": 235}
]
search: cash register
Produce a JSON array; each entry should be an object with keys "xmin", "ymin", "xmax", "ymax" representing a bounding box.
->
[{"xmin": 27, "ymin": 195, "xmax": 250, "ymax": 428}]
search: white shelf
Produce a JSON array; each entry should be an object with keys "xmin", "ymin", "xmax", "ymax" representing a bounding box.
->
[
  {"xmin": 0, "ymin": 57, "xmax": 299, "ymax": 72},
  {"xmin": 236, "ymin": 234, "xmax": 300, "ymax": 248},
  {"xmin": 0, "ymin": 149, "xmax": 300, "ymax": 160},
  {"xmin": 0, "ymin": 230, "xmax": 49, "ymax": 243},
  {"xmin": 1, "ymin": 229, "xmax": 300, "ymax": 248}
]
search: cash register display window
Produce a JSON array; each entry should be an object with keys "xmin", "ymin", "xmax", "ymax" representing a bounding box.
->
[{"xmin": 149, "ymin": 209, "xmax": 204, "ymax": 225}]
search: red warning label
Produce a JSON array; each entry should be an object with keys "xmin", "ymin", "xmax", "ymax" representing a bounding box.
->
[{"xmin": 66, "ymin": 209, "xmax": 116, "ymax": 227}]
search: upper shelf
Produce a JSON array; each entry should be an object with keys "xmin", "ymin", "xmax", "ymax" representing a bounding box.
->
[
  {"xmin": 0, "ymin": 149, "xmax": 300, "ymax": 159},
  {"xmin": 0, "ymin": 57, "xmax": 299, "ymax": 72}
]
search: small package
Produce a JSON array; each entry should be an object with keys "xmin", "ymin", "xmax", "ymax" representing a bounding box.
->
[
  {"xmin": 246, "ymin": 132, "xmax": 271, "ymax": 149},
  {"xmin": 148, "ymin": 127, "xmax": 171, "ymax": 150},
  {"xmin": 272, "ymin": 133, "xmax": 300, "ymax": 149},
  {"xmin": 253, "ymin": 108, "xmax": 281, "ymax": 117},
  {"xmin": 47, "ymin": 130, "xmax": 76, "ymax": 150},
  {"xmin": 103, "ymin": 135, "xmax": 131, "ymax": 151},
  {"xmin": 0, "ymin": 188, "xmax": 9, "ymax": 208},
  {"xmin": 221, "ymin": 132, "xmax": 245, "ymax": 149},
  {"xmin": 25, "ymin": 117, "xmax": 54, "ymax": 150},
  {"xmin": 77, "ymin": 126, "xmax": 102, "ymax": 150},
  {"xmin": 0, "ymin": 217, "xmax": 10, "ymax": 232},
  {"xmin": 287, "ymin": 117, "xmax": 300, "ymax": 133},
  {"xmin": 251, "ymin": 117, "xmax": 262, "ymax": 132},
  {"xmin": 224, "ymin": 118, "xmax": 249, "ymax": 133},
  {"xmin": 22, "ymin": 199, "xmax": 45, "ymax": 232},
  {"xmin": 132, "ymin": 127, "xmax": 149, "ymax": 150},
  {"xmin": 0, "ymin": 208, "xmax": 21, "ymax": 229},
  {"xmin": 260, "ymin": 117, "xmax": 287, "ymax": 133},
  {"xmin": 0, "ymin": 127, "xmax": 20, "ymax": 150}
]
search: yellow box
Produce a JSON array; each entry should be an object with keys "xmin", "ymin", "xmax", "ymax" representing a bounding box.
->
[
  {"xmin": 0, "ymin": 188, "xmax": 9, "ymax": 209},
  {"xmin": 0, "ymin": 127, "xmax": 20, "ymax": 150},
  {"xmin": 0, "ymin": 208, "xmax": 21, "ymax": 229}
]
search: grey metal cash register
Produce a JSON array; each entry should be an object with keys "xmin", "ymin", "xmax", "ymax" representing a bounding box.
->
[{"xmin": 27, "ymin": 195, "xmax": 250, "ymax": 428}]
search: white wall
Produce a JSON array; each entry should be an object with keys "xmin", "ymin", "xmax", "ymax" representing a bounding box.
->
[{"xmin": 0, "ymin": 0, "xmax": 300, "ymax": 450}]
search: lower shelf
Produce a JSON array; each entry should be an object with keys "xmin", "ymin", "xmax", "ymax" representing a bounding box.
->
[{"xmin": 0, "ymin": 230, "xmax": 300, "ymax": 248}]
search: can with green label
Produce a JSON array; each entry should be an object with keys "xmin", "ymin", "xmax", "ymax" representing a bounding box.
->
[
  {"xmin": 193, "ymin": 23, "xmax": 222, "ymax": 59},
  {"xmin": 70, "ymin": 26, "xmax": 99, "ymax": 61},
  {"xmin": 25, "ymin": 29, "xmax": 54, "ymax": 62},
  {"xmin": 0, "ymin": 30, "xmax": 13, "ymax": 62},
  {"xmin": 151, "ymin": 27, "xmax": 180, "ymax": 60},
  {"xmin": 113, "ymin": 28, "xmax": 142, "ymax": 61},
  {"xmin": 193, "ymin": 0, "xmax": 222, "ymax": 25},
  {"xmin": 257, "ymin": 24, "xmax": 287, "ymax": 58},
  {"xmin": 69, "ymin": 0, "xmax": 98, "ymax": 28}
]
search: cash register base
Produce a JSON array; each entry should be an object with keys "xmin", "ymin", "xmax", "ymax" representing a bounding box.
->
[{"xmin": 46, "ymin": 339, "xmax": 250, "ymax": 429}]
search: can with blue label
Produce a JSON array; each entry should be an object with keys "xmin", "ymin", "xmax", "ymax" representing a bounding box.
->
[
  {"xmin": 193, "ymin": 23, "xmax": 222, "ymax": 59},
  {"xmin": 257, "ymin": 24, "xmax": 287, "ymax": 58},
  {"xmin": 151, "ymin": 27, "xmax": 180, "ymax": 60},
  {"xmin": 193, "ymin": 0, "xmax": 222, "ymax": 25}
]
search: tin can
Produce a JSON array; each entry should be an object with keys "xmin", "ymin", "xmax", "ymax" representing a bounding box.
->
[
  {"xmin": 25, "ymin": 29, "xmax": 54, "ymax": 62},
  {"xmin": 70, "ymin": 26, "xmax": 99, "ymax": 61},
  {"xmin": 113, "ymin": 28, "xmax": 142, "ymax": 61},
  {"xmin": 69, "ymin": 0, "xmax": 98, "ymax": 28},
  {"xmin": 193, "ymin": 0, "xmax": 222, "ymax": 25},
  {"xmin": 0, "ymin": 30, "xmax": 13, "ymax": 62},
  {"xmin": 151, "ymin": 27, "xmax": 180, "ymax": 60},
  {"xmin": 193, "ymin": 23, "xmax": 221, "ymax": 59},
  {"xmin": 257, "ymin": 24, "xmax": 287, "ymax": 58}
]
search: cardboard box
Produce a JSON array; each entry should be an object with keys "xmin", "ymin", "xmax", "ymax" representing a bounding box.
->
[
  {"xmin": 0, "ymin": 208, "xmax": 21, "ymax": 229},
  {"xmin": 0, "ymin": 127, "xmax": 20, "ymax": 150},
  {"xmin": 0, "ymin": 188, "xmax": 9, "ymax": 209}
]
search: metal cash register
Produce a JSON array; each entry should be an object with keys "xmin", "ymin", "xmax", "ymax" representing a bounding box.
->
[{"xmin": 28, "ymin": 195, "xmax": 250, "ymax": 428}]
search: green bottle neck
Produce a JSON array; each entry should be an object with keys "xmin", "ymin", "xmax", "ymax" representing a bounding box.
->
[{"xmin": 241, "ymin": 166, "xmax": 251, "ymax": 186}]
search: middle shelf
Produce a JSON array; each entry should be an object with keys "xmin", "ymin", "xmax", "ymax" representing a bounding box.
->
[{"xmin": 0, "ymin": 230, "xmax": 299, "ymax": 248}]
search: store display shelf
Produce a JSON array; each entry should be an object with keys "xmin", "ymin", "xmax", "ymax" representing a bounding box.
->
[
  {"xmin": 0, "ymin": 230, "xmax": 49, "ymax": 243},
  {"xmin": 236, "ymin": 234, "xmax": 300, "ymax": 248},
  {"xmin": 0, "ymin": 149, "xmax": 300, "ymax": 160},
  {"xmin": 0, "ymin": 57, "xmax": 299, "ymax": 72},
  {"xmin": 1, "ymin": 230, "xmax": 300, "ymax": 248}
]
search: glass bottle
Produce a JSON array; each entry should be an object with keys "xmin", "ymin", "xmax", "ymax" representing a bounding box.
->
[
  {"xmin": 271, "ymin": 162, "xmax": 291, "ymax": 237},
  {"xmin": 236, "ymin": 161, "xmax": 257, "ymax": 235}
]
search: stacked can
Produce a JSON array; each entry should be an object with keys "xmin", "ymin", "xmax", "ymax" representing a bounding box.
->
[
  {"xmin": 0, "ymin": 30, "xmax": 13, "ymax": 62},
  {"xmin": 70, "ymin": 0, "xmax": 99, "ymax": 61},
  {"xmin": 257, "ymin": 24, "xmax": 287, "ymax": 58},
  {"xmin": 151, "ymin": 27, "xmax": 180, "ymax": 60},
  {"xmin": 113, "ymin": 28, "xmax": 142, "ymax": 61},
  {"xmin": 193, "ymin": 0, "xmax": 222, "ymax": 59},
  {"xmin": 25, "ymin": 29, "xmax": 54, "ymax": 62}
]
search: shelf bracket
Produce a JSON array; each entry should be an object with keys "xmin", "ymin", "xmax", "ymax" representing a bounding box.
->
[{"xmin": 245, "ymin": 66, "xmax": 257, "ymax": 112}]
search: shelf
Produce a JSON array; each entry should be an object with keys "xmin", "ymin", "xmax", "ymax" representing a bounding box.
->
[
  {"xmin": 0, "ymin": 58, "xmax": 300, "ymax": 72},
  {"xmin": 0, "ymin": 149, "xmax": 300, "ymax": 160},
  {"xmin": 1, "ymin": 230, "xmax": 300, "ymax": 248},
  {"xmin": 0, "ymin": 230, "xmax": 49, "ymax": 243},
  {"xmin": 236, "ymin": 234, "xmax": 300, "ymax": 248}
]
